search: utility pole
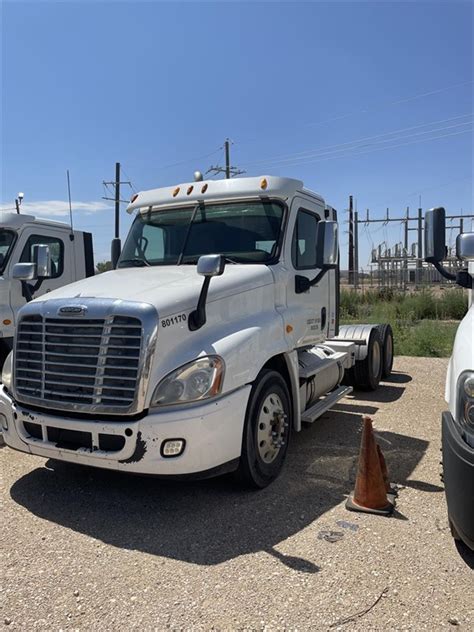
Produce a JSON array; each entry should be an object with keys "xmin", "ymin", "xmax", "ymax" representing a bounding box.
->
[
  {"xmin": 417, "ymin": 206, "xmax": 423, "ymax": 286},
  {"xmin": 348, "ymin": 195, "xmax": 354, "ymax": 285},
  {"xmin": 354, "ymin": 210, "xmax": 359, "ymax": 289},
  {"xmin": 207, "ymin": 138, "xmax": 245, "ymax": 179},
  {"xmin": 225, "ymin": 139, "xmax": 231, "ymax": 179},
  {"xmin": 102, "ymin": 162, "xmax": 132, "ymax": 241},
  {"xmin": 404, "ymin": 206, "xmax": 409, "ymax": 290},
  {"xmin": 114, "ymin": 162, "xmax": 120, "ymax": 239}
]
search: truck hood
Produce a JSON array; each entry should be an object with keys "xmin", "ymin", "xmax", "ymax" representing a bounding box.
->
[
  {"xmin": 446, "ymin": 306, "xmax": 474, "ymax": 414},
  {"xmin": 31, "ymin": 265, "xmax": 274, "ymax": 316}
]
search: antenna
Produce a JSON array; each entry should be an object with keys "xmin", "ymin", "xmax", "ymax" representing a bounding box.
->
[{"xmin": 66, "ymin": 169, "xmax": 74, "ymax": 239}]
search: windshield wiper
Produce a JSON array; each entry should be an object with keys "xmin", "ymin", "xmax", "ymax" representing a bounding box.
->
[
  {"xmin": 118, "ymin": 258, "xmax": 150, "ymax": 268},
  {"xmin": 176, "ymin": 201, "xmax": 203, "ymax": 266}
]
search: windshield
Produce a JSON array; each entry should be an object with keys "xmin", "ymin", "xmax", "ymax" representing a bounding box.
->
[
  {"xmin": 118, "ymin": 200, "xmax": 285, "ymax": 267},
  {"xmin": 0, "ymin": 229, "xmax": 17, "ymax": 274}
]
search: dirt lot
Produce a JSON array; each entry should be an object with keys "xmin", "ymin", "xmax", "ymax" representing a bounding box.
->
[{"xmin": 1, "ymin": 357, "xmax": 473, "ymax": 631}]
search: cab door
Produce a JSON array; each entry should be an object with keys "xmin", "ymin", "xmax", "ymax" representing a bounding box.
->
[
  {"xmin": 9, "ymin": 227, "xmax": 75, "ymax": 321},
  {"xmin": 284, "ymin": 197, "xmax": 331, "ymax": 348}
]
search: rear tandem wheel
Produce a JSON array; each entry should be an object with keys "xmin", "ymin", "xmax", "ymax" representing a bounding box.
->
[{"xmin": 343, "ymin": 328, "xmax": 383, "ymax": 391}]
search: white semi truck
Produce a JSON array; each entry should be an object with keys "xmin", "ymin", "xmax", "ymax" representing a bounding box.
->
[
  {"xmin": 424, "ymin": 208, "xmax": 474, "ymax": 550},
  {"xmin": 0, "ymin": 176, "xmax": 393, "ymax": 487},
  {"xmin": 0, "ymin": 213, "xmax": 94, "ymax": 367}
]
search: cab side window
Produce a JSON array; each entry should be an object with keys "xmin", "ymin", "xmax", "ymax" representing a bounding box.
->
[
  {"xmin": 20, "ymin": 235, "xmax": 64, "ymax": 278},
  {"xmin": 292, "ymin": 210, "xmax": 319, "ymax": 269}
]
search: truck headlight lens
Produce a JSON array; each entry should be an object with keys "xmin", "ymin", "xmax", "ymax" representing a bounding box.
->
[
  {"xmin": 463, "ymin": 375, "xmax": 474, "ymax": 398},
  {"xmin": 151, "ymin": 356, "xmax": 224, "ymax": 407},
  {"xmin": 456, "ymin": 371, "xmax": 474, "ymax": 431},
  {"xmin": 1, "ymin": 351, "xmax": 13, "ymax": 391}
]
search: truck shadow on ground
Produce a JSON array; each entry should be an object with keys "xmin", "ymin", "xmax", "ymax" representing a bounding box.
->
[{"xmin": 10, "ymin": 396, "xmax": 429, "ymax": 568}]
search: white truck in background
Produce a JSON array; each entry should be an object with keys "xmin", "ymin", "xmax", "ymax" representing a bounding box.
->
[
  {"xmin": 0, "ymin": 213, "xmax": 95, "ymax": 367},
  {"xmin": 424, "ymin": 207, "xmax": 474, "ymax": 551},
  {"xmin": 1, "ymin": 176, "xmax": 394, "ymax": 488}
]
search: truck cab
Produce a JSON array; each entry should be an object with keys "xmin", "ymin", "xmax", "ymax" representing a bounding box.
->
[
  {"xmin": 0, "ymin": 176, "xmax": 392, "ymax": 487},
  {"xmin": 425, "ymin": 207, "xmax": 474, "ymax": 550},
  {"xmin": 0, "ymin": 213, "xmax": 94, "ymax": 365}
]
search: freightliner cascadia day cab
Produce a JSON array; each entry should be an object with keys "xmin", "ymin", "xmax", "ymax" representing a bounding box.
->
[
  {"xmin": 0, "ymin": 176, "xmax": 394, "ymax": 488},
  {"xmin": 0, "ymin": 213, "xmax": 94, "ymax": 367},
  {"xmin": 425, "ymin": 207, "xmax": 474, "ymax": 550}
]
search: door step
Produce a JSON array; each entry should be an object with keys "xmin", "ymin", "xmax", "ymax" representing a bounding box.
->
[{"xmin": 301, "ymin": 385, "xmax": 353, "ymax": 424}]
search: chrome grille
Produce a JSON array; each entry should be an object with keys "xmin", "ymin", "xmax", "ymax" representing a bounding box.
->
[{"xmin": 15, "ymin": 314, "xmax": 142, "ymax": 409}]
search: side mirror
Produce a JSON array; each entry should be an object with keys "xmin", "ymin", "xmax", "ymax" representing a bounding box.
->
[
  {"xmin": 424, "ymin": 207, "xmax": 446, "ymax": 263},
  {"xmin": 111, "ymin": 238, "xmax": 122, "ymax": 269},
  {"xmin": 456, "ymin": 233, "xmax": 474, "ymax": 261},
  {"xmin": 12, "ymin": 262, "xmax": 37, "ymax": 281},
  {"xmin": 315, "ymin": 220, "xmax": 338, "ymax": 268},
  {"xmin": 189, "ymin": 255, "xmax": 225, "ymax": 331},
  {"xmin": 33, "ymin": 244, "xmax": 52, "ymax": 278},
  {"xmin": 197, "ymin": 254, "xmax": 225, "ymax": 277}
]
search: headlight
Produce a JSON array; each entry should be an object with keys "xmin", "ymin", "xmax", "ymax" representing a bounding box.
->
[
  {"xmin": 1, "ymin": 351, "xmax": 13, "ymax": 391},
  {"xmin": 456, "ymin": 371, "xmax": 474, "ymax": 431},
  {"xmin": 151, "ymin": 356, "xmax": 225, "ymax": 407}
]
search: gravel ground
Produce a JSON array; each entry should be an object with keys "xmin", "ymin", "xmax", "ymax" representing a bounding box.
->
[{"xmin": 1, "ymin": 357, "xmax": 473, "ymax": 631}]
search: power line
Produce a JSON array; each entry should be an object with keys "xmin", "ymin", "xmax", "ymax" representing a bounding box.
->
[
  {"xmin": 155, "ymin": 146, "xmax": 222, "ymax": 172},
  {"xmin": 237, "ymin": 79, "xmax": 473, "ymax": 145},
  {"xmin": 120, "ymin": 165, "xmax": 138, "ymax": 193},
  {"xmin": 305, "ymin": 80, "xmax": 474, "ymax": 129},
  {"xmin": 243, "ymin": 113, "xmax": 472, "ymax": 168},
  {"xmin": 251, "ymin": 128, "xmax": 472, "ymax": 170},
  {"xmin": 262, "ymin": 122, "xmax": 473, "ymax": 168}
]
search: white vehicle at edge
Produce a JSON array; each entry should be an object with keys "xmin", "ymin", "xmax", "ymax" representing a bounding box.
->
[
  {"xmin": 0, "ymin": 176, "xmax": 394, "ymax": 488},
  {"xmin": 424, "ymin": 208, "xmax": 474, "ymax": 550},
  {"xmin": 0, "ymin": 213, "xmax": 94, "ymax": 367}
]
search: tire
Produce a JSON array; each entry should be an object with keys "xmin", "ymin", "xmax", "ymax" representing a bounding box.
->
[
  {"xmin": 0, "ymin": 342, "xmax": 9, "ymax": 372},
  {"xmin": 352, "ymin": 328, "xmax": 383, "ymax": 391},
  {"xmin": 235, "ymin": 369, "xmax": 292, "ymax": 489},
  {"xmin": 377, "ymin": 324, "xmax": 394, "ymax": 379},
  {"xmin": 449, "ymin": 517, "xmax": 461, "ymax": 541}
]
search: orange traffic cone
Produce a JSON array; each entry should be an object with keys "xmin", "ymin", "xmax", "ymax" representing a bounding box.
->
[
  {"xmin": 377, "ymin": 443, "xmax": 398, "ymax": 499},
  {"xmin": 346, "ymin": 416, "xmax": 394, "ymax": 516}
]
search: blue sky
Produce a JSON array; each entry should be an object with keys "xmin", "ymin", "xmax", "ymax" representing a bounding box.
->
[{"xmin": 1, "ymin": 0, "xmax": 472, "ymax": 267}]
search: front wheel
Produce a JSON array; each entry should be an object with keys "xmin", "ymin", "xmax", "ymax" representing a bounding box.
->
[{"xmin": 235, "ymin": 369, "xmax": 292, "ymax": 489}]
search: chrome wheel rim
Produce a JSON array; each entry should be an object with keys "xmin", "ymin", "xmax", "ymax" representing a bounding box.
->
[{"xmin": 256, "ymin": 393, "xmax": 287, "ymax": 464}]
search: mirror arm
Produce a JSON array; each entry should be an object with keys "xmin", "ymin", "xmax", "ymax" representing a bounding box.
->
[
  {"xmin": 20, "ymin": 281, "xmax": 34, "ymax": 302},
  {"xmin": 295, "ymin": 264, "xmax": 337, "ymax": 294},
  {"xmin": 188, "ymin": 276, "xmax": 212, "ymax": 331},
  {"xmin": 432, "ymin": 260, "xmax": 456, "ymax": 282},
  {"xmin": 456, "ymin": 269, "xmax": 473, "ymax": 289},
  {"xmin": 21, "ymin": 278, "xmax": 44, "ymax": 303},
  {"xmin": 309, "ymin": 263, "xmax": 337, "ymax": 287},
  {"xmin": 309, "ymin": 266, "xmax": 331, "ymax": 287}
]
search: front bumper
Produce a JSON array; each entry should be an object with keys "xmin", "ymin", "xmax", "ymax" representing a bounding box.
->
[
  {"xmin": 442, "ymin": 411, "xmax": 474, "ymax": 550},
  {"xmin": 0, "ymin": 385, "xmax": 251, "ymax": 477}
]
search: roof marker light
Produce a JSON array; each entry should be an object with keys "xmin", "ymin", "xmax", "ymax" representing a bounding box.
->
[
  {"xmin": 260, "ymin": 178, "xmax": 268, "ymax": 190},
  {"xmin": 130, "ymin": 193, "xmax": 139, "ymax": 203},
  {"xmin": 201, "ymin": 183, "xmax": 208, "ymax": 194},
  {"xmin": 173, "ymin": 187, "xmax": 180, "ymax": 197}
]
